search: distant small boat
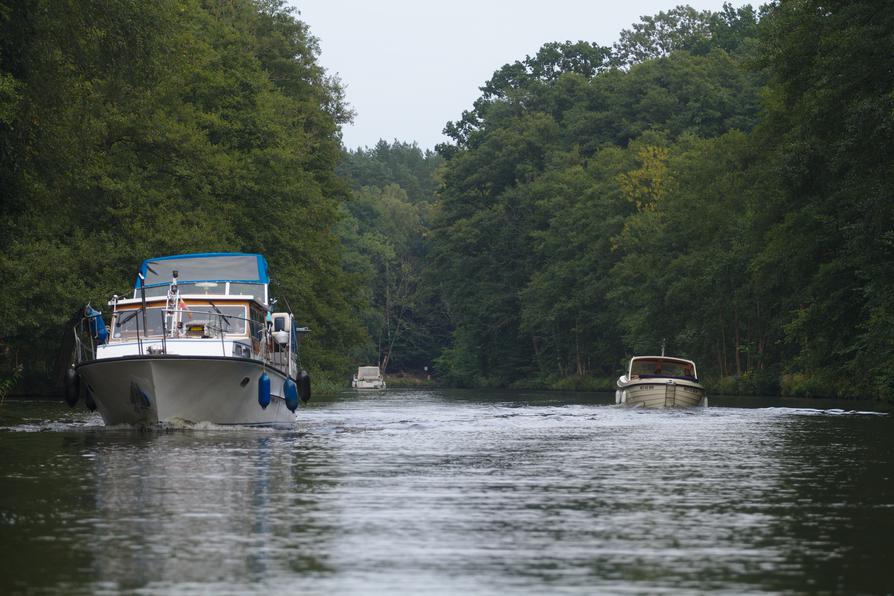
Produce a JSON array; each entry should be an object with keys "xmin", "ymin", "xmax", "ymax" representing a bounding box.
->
[
  {"xmin": 616, "ymin": 355, "xmax": 707, "ymax": 408},
  {"xmin": 352, "ymin": 366, "xmax": 385, "ymax": 390}
]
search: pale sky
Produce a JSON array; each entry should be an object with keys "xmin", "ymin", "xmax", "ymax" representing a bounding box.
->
[{"xmin": 291, "ymin": 1, "xmax": 739, "ymax": 150}]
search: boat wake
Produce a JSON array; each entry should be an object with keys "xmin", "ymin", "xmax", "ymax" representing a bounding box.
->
[
  {"xmin": 763, "ymin": 407, "xmax": 888, "ymax": 417},
  {"xmin": 1, "ymin": 413, "xmax": 287, "ymax": 433}
]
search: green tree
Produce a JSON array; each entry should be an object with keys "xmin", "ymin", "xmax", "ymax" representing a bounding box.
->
[
  {"xmin": 750, "ymin": 0, "xmax": 894, "ymax": 397},
  {"xmin": 337, "ymin": 141, "xmax": 447, "ymax": 376},
  {"xmin": 0, "ymin": 0, "xmax": 362, "ymax": 389},
  {"xmin": 432, "ymin": 6, "xmax": 764, "ymax": 387}
]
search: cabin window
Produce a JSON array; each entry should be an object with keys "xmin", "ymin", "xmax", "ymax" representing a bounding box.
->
[
  {"xmin": 134, "ymin": 282, "xmax": 265, "ymax": 303},
  {"xmin": 249, "ymin": 308, "xmax": 265, "ymax": 340},
  {"xmin": 229, "ymin": 283, "xmax": 265, "ymax": 303},
  {"xmin": 134, "ymin": 286, "xmax": 169, "ymax": 299}
]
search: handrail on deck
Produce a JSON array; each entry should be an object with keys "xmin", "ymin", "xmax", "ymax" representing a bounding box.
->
[{"xmin": 71, "ymin": 309, "xmax": 300, "ymax": 374}]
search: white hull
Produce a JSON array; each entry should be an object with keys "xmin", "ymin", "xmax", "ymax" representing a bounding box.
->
[
  {"xmin": 616, "ymin": 380, "xmax": 706, "ymax": 408},
  {"xmin": 77, "ymin": 356, "xmax": 296, "ymax": 426},
  {"xmin": 351, "ymin": 380, "xmax": 386, "ymax": 389}
]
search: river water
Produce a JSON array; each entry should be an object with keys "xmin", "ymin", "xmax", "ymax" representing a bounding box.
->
[{"xmin": 1, "ymin": 390, "xmax": 892, "ymax": 595}]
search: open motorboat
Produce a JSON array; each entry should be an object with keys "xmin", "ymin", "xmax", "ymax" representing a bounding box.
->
[
  {"xmin": 616, "ymin": 355, "xmax": 707, "ymax": 408},
  {"xmin": 351, "ymin": 365, "xmax": 385, "ymax": 389},
  {"xmin": 65, "ymin": 253, "xmax": 311, "ymax": 426}
]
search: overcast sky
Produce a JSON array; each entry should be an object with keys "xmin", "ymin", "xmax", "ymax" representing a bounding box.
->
[{"xmin": 291, "ymin": 1, "xmax": 738, "ymax": 150}]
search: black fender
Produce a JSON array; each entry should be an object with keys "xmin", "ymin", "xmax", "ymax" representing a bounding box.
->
[
  {"xmin": 83, "ymin": 385, "xmax": 96, "ymax": 411},
  {"xmin": 298, "ymin": 369, "xmax": 311, "ymax": 403},
  {"xmin": 63, "ymin": 368, "xmax": 79, "ymax": 407}
]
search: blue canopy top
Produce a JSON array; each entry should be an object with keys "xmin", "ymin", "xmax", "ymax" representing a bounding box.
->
[{"xmin": 134, "ymin": 253, "xmax": 269, "ymax": 288}]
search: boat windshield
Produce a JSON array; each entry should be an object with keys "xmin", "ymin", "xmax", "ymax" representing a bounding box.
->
[
  {"xmin": 630, "ymin": 358, "xmax": 696, "ymax": 379},
  {"xmin": 112, "ymin": 306, "xmax": 247, "ymax": 339},
  {"xmin": 112, "ymin": 308, "xmax": 165, "ymax": 339},
  {"xmin": 357, "ymin": 366, "xmax": 381, "ymax": 379},
  {"xmin": 179, "ymin": 306, "xmax": 247, "ymax": 335}
]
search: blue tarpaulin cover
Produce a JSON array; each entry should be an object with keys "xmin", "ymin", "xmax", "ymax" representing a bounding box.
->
[{"xmin": 134, "ymin": 253, "xmax": 269, "ymax": 288}]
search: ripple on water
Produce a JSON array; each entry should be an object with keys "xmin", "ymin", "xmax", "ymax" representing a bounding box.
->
[{"xmin": 0, "ymin": 392, "xmax": 892, "ymax": 594}]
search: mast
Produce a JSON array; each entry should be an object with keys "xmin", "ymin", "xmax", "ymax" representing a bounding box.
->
[{"xmin": 138, "ymin": 272, "xmax": 148, "ymax": 338}]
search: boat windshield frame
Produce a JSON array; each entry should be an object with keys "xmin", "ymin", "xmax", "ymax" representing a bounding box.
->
[
  {"xmin": 111, "ymin": 304, "xmax": 250, "ymax": 340},
  {"xmin": 356, "ymin": 366, "xmax": 382, "ymax": 380},
  {"xmin": 628, "ymin": 357, "xmax": 698, "ymax": 381}
]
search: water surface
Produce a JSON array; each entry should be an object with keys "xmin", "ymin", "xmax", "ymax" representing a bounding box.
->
[{"xmin": 1, "ymin": 391, "xmax": 892, "ymax": 594}]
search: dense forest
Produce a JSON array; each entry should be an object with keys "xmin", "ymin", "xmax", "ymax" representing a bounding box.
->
[
  {"xmin": 1, "ymin": 0, "xmax": 892, "ymax": 399},
  {"xmin": 336, "ymin": 141, "xmax": 448, "ymax": 376},
  {"xmin": 0, "ymin": 0, "xmax": 363, "ymax": 389}
]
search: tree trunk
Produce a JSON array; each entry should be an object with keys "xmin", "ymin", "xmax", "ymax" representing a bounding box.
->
[
  {"xmin": 734, "ymin": 302, "xmax": 742, "ymax": 376},
  {"xmin": 554, "ymin": 323, "xmax": 564, "ymax": 377},
  {"xmin": 720, "ymin": 322, "xmax": 728, "ymax": 377},
  {"xmin": 532, "ymin": 335, "xmax": 543, "ymax": 374},
  {"xmin": 575, "ymin": 319, "xmax": 583, "ymax": 376}
]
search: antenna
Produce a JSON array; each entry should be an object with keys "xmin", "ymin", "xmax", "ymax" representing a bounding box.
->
[{"xmin": 661, "ymin": 338, "xmax": 666, "ymax": 357}]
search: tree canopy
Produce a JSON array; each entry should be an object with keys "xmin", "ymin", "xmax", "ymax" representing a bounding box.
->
[
  {"xmin": 0, "ymin": 0, "xmax": 363, "ymax": 386},
  {"xmin": 429, "ymin": 0, "xmax": 894, "ymax": 398},
  {"xmin": 1, "ymin": 0, "xmax": 891, "ymax": 400},
  {"xmin": 337, "ymin": 142, "xmax": 447, "ymax": 375}
]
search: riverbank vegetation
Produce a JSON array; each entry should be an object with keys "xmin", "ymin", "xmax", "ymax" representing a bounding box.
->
[
  {"xmin": 349, "ymin": 1, "xmax": 894, "ymax": 400},
  {"xmin": 438, "ymin": 1, "xmax": 891, "ymax": 400},
  {"xmin": 0, "ymin": 0, "xmax": 363, "ymax": 391},
  {"xmin": 1, "ymin": 1, "xmax": 891, "ymax": 400}
]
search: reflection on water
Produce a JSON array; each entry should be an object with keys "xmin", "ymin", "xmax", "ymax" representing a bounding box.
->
[{"xmin": 0, "ymin": 391, "xmax": 892, "ymax": 594}]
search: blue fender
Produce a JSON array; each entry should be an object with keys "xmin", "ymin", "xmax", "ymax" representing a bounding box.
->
[
  {"xmin": 284, "ymin": 378, "xmax": 298, "ymax": 412},
  {"xmin": 258, "ymin": 372, "xmax": 271, "ymax": 409}
]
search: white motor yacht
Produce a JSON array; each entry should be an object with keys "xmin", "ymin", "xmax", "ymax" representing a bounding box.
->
[{"xmin": 65, "ymin": 253, "xmax": 311, "ymax": 426}]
